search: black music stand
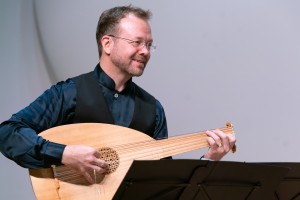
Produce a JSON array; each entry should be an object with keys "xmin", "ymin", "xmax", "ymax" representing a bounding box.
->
[
  {"xmin": 260, "ymin": 162, "xmax": 300, "ymax": 200},
  {"xmin": 112, "ymin": 160, "xmax": 291, "ymax": 200}
]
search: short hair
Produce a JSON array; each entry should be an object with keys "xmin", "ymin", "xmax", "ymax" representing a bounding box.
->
[{"xmin": 96, "ymin": 5, "xmax": 152, "ymax": 58}]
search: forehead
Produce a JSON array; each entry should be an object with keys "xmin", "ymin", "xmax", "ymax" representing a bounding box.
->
[{"xmin": 118, "ymin": 14, "xmax": 152, "ymax": 39}]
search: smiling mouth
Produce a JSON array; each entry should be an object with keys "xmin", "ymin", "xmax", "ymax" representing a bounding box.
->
[{"xmin": 133, "ymin": 59, "xmax": 146, "ymax": 66}]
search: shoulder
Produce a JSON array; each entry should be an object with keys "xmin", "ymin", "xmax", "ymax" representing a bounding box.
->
[
  {"xmin": 155, "ymin": 99, "xmax": 164, "ymax": 111},
  {"xmin": 36, "ymin": 79, "xmax": 77, "ymax": 105},
  {"xmin": 50, "ymin": 78, "xmax": 76, "ymax": 95}
]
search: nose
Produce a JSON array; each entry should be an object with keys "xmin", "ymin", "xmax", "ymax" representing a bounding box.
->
[{"xmin": 139, "ymin": 44, "xmax": 151, "ymax": 55}]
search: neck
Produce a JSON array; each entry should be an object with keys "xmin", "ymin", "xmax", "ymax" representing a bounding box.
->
[{"xmin": 99, "ymin": 60, "xmax": 131, "ymax": 92}]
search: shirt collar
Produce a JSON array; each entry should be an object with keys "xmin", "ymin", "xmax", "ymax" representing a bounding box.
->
[{"xmin": 93, "ymin": 63, "xmax": 132, "ymax": 93}]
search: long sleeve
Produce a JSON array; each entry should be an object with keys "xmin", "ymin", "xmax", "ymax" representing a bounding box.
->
[
  {"xmin": 0, "ymin": 66, "xmax": 169, "ymax": 168},
  {"xmin": 0, "ymin": 80, "xmax": 76, "ymax": 168}
]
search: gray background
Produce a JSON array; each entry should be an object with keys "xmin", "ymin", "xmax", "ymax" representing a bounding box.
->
[{"xmin": 1, "ymin": 0, "xmax": 300, "ymax": 199}]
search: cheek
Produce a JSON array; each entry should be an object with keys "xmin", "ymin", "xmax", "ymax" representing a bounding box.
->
[{"xmin": 122, "ymin": 48, "xmax": 137, "ymax": 58}]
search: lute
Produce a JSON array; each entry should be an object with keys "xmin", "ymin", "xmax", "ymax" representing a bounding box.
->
[{"xmin": 29, "ymin": 122, "xmax": 235, "ymax": 200}]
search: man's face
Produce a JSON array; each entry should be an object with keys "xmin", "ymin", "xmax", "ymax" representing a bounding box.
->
[{"xmin": 110, "ymin": 14, "xmax": 152, "ymax": 77}]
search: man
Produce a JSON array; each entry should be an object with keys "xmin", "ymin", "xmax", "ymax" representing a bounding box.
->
[{"xmin": 0, "ymin": 5, "xmax": 236, "ymax": 184}]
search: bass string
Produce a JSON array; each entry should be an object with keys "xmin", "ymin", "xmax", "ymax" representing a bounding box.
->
[
  {"xmin": 53, "ymin": 139, "xmax": 209, "ymax": 184},
  {"xmin": 94, "ymin": 169, "xmax": 101, "ymax": 196}
]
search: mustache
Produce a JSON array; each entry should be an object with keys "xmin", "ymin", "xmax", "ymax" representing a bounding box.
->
[{"xmin": 133, "ymin": 56, "xmax": 147, "ymax": 63}]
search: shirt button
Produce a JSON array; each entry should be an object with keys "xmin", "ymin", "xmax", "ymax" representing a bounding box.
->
[{"xmin": 114, "ymin": 93, "xmax": 119, "ymax": 98}]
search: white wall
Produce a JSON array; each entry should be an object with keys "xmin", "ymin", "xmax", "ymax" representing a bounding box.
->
[
  {"xmin": 0, "ymin": 1, "xmax": 52, "ymax": 199},
  {"xmin": 1, "ymin": 0, "xmax": 300, "ymax": 199}
]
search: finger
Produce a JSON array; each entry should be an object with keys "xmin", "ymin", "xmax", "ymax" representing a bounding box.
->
[
  {"xmin": 92, "ymin": 165, "xmax": 108, "ymax": 174},
  {"xmin": 99, "ymin": 160, "xmax": 108, "ymax": 169},
  {"xmin": 228, "ymin": 135, "xmax": 237, "ymax": 152},
  {"xmin": 93, "ymin": 158, "xmax": 108, "ymax": 169},
  {"xmin": 94, "ymin": 150, "xmax": 101, "ymax": 158},
  {"xmin": 206, "ymin": 130, "xmax": 222, "ymax": 147},
  {"xmin": 213, "ymin": 129, "xmax": 232, "ymax": 152},
  {"xmin": 82, "ymin": 170, "xmax": 94, "ymax": 184},
  {"xmin": 227, "ymin": 132, "xmax": 236, "ymax": 144},
  {"xmin": 206, "ymin": 135, "xmax": 219, "ymax": 149},
  {"xmin": 91, "ymin": 159, "xmax": 108, "ymax": 174}
]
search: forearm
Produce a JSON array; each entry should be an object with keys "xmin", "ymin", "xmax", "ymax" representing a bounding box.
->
[
  {"xmin": 0, "ymin": 81, "xmax": 77, "ymax": 168},
  {"xmin": 0, "ymin": 121, "xmax": 65, "ymax": 168}
]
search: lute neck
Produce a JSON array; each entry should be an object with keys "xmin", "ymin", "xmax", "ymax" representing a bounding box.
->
[{"xmin": 156, "ymin": 124, "xmax": 234, "ymax": 158}]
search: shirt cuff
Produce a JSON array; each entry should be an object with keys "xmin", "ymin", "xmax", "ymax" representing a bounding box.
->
[
  {"xmin": 200, "ymin": 155, "xmax": 213, "ymax": 161},
  {"xmin": 44, "ymin": 141, "xmax": 66, "ymax": 167}
]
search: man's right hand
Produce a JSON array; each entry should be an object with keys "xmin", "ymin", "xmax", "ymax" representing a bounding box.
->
[{"xmin": 61, "ymin": 145, "xmax": 108, "ymax": 184}]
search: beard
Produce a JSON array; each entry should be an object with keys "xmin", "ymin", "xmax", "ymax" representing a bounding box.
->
[{"xmin": 111, "ymin": 54, "xmax": 148, "ymax": 77}]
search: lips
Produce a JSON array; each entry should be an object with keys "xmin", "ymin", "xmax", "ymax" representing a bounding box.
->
[
  {"xmin": 133, "ymin": 58, "xmax": 145, "ymax": 64},
  {"xmin": 132, "ymin": 57, "xmax": 147, "ymax": 67}
]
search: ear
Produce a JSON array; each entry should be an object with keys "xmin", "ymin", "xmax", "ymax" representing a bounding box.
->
[{"xmin": 101, "ymin": 35, "xmax": 113, "ymax": 55}]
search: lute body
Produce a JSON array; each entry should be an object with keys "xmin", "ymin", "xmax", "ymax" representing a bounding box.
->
[{"xmin": 29, "ymin": 123, "xmax": 234, "ymax": 200}]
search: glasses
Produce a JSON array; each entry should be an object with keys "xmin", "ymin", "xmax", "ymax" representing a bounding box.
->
[{"xmin": 108, "ymin": 35, "xmax": 156, "ymax": 52}]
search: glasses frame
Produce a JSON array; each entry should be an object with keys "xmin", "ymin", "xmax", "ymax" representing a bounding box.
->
[{"xmin": 108, "ymin": 35, "xmax": 156, "ymax": 52}]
